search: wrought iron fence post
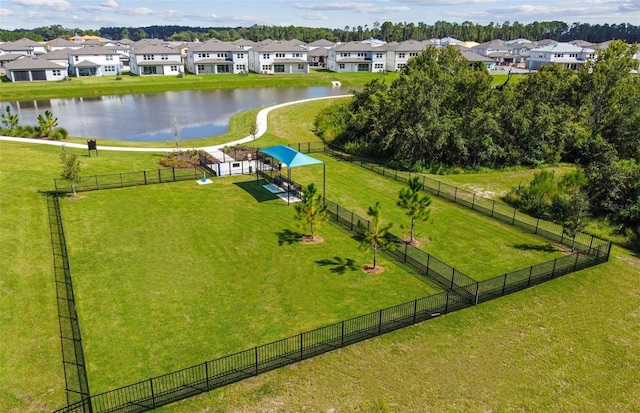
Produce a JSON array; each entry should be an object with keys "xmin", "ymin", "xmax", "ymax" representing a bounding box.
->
[
  {"xmin": 551, "ymin": 258, "xmax": 557, "ymax": 278},
  {"xmin": 336, "ymin": 203, "xmax": 339, "ymax": 222},
  {"xmin": 254, "ymin": 347, "xmax": 259, "ymax": 375},
  {"xmin": 300, "ymin": 333, "xmax": 304, "ymax": 360},
  {"xmin": 413, "ymin": 299, "xmax": 417, "ymax": 324},
  {"xmin": 150, "ymin": 377, "xmax": 156, "ymax": 408},
  {"xmin": 512, "ymin": 208, "xmax": 517, "ymax": 225},
  {"xmin": 450, "ymin": 268, "xmax": 455, "ymax": 290},
  {"xmin": 573, "ymin": 252, "xmax": 580, "ymax": 271},
  {"xmin": 95, "ymin": 175, "xmax": 98, "ymax": 190},
  {"xmin": 445, "ymin": 290, "xmax": 450, "ymax": 313},
  {"xmin": 472, "ymin": 193, "xmax": 475, "ymax": 209},
  {"xmin": 158, "ymin": 169, "xmax": 162, "ymax": 183},
  {"xmin": 437, "ymin": 181, "xmax": 441, "ymax": 196},
  {"xmin": 172, "ymin": 167, "xmax": 176, "ymax": 181},
  {"xmin": 474, "ymin": 283, "xmax": 479, "ymax": 305},
  {"xmin": 404, "ymin": 242, "xmax": 408, "ymax": 262},
  {"xmin": 143, "ymin": 170, "xmax": 147, "ymax": 185},
  {"xmin": 454, "ymin": 187, "xmax": 457, "ymax": 202},
  {"xmin": 205, "ymin": 361, "xmax": 210, "ymax": 389},
  {"xmin": 491, "ymin": 200, "xmax": 495, "ymax": 217},
  {"xmin": 501, "ymin": 273, "xmax": 507, "ymax": 296},
  {"xmin": 378, "ymin": 310, "xmax": 383, "ymax": 335},
  {"xmin": 119, "ymin": 173, "xmax": 123, "ymax": 188},
  {"xmin": 535, "ymin": 217, "xmax": 540, "ymax": 234},
  {"xmin": 350, "ymin": 211, "xmax": 354, "ymax": 230},
  {"xmin": 341, "ymin": 321, "xmax": 345, "ymax": 347},
  {"xmin": 527, "ymin": 265, "xmax": 533, "ymax": 286}
]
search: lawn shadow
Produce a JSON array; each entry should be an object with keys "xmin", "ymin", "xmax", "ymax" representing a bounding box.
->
[
  {"xmin": 315, "ymin": 256, "xmax": 359, "ymax": 274},
  {"xmin": 277, "ymin": 229, "xmax": 303, "ymax": 246},
  {"xmin": 234, "ymin": 179, "xmax": 280, "ymax": 202},
  {"xmin": 513, "ymin": 243, "xmax": 558, "ymax": 253}
]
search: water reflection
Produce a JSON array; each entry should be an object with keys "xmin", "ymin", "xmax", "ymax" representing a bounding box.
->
[{"xmin": 2, "ymin": 86, "xmax": 347, "ymax": 141}]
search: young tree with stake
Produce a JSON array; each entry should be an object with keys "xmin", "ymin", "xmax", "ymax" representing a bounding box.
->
[
  {"xmin": 294, "ymin": 183, "xmax": 328, "ymax": 242},
  {"xmin": 360, "ymin": 201, "xmax": 394, "ymax": 270},
  {"xmin": 397, "ymin": 176, "xmax": 431, "ymax": 245},
  {"xmin": 60, "ymin": 146, "xmax": 82, "ymax": 197}
]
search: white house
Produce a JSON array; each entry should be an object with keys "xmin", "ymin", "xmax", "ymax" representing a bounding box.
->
[
  {"xmin": 248, "ymin": 40, "xmax": 309, "ymax": 74},
  {"xmin": 327, "ymin": 41, "xmax": 387, "ymax": 73},
  {"xmin": 4, "ymin": 55, "xmax": 67, "ymax": 81},
  {"xmin": 0, "ymin": 38, "xmax": 47, "ymax": 56},
  {"xmin": 186, "ymin": 40, "xmax": 248, "ymax": 74},
  {"xmin": 385, "ymin": 40, "xmax": 429, "ymax": 71},
  {"xmin": 526, "ymin": 42, "xmax": 596, "ymax": 70},
  {"xmin": 129, "ymin": 45, "xmax": 183, "ymax": 76},
  {"xmin": 67, "ymin": 46, "xmax": 122, "ymax": 76},
  {"xmin": 41, "ymin": 48, "xmax": 72, "ymax": 69},
  {"xmin": 47, "ymin": 38, "xmax": 83, "ymax": 51}
]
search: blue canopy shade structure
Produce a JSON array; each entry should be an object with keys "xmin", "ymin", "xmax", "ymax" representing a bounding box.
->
[
  {"xmin": 257, "ymin": 145, "xmax": 325, "ymax": 205},
  {"xmin": 259, "ymin": 145, "xmax": 323, "ymax": 168}
]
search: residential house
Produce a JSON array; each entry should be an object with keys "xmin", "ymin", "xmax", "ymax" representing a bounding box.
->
[
  {"xmin": 67, "ymin": 46, "xmax": 122, "ymax": 76},
  {"xmin": 327, "ymin": 41, "xmax": 386, "ymax": 73},
  {"xmin": 129, "ymin": 45, "xmax": 183, "ymax": 76},
  {"xmin": 248, "ymin": 40, "xmax": 309, "ymax": 74},
  {"xmin": 471, "ymin": 40, "xmax": 511, "ymax": 57},
  {"xmin": 4, "ymin": 55, "xmax": 67, "ymax": 81},
  {"xmin": 385, "ymin": 40, "xmax": 429, "ymax": 71},
  {"xmin": 0, "ymin": 38, "xmax": 47, "ymax": 56},
  {"xmin": 186, "ymin": 40, "xmax": 248, "ymax": 74},
  {"xmin": 461, "ymin": 50, "xmax": 496, "ymax": 71},
  {"xmin": 47, "ymin": 38, "xmax": 83, "ymax": 51},
  {"xmin": 526, "ymin": 42, "xmax": 596, "ymax": 70},
  {"xmin": 232, "ymin": 39, "xmax": 256, "ymax": 50},
  {"xmin": 42, "ymin": 48, "xmax": 73, "ymax": 68},
  {"xmin": 306, "ymin": 39, "xmax": 335, "ymax": 67}
]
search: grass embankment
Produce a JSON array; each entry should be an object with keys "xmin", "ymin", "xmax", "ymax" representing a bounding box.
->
[{"xmin": 0, "ymin": 69, "xmax": 395, "ymax": 101}]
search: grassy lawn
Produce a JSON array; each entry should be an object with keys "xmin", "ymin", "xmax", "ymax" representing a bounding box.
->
[
  {"xmin": 61, "ymin": 177, "xmax": 439, "ymax": 392},
  {"xmin": 0, "ymin": 69, "xmax": 395, "ymax": 101},
  {"xmin": 1, "ymin": 95, "xmax": 638, "ymax": 413}
]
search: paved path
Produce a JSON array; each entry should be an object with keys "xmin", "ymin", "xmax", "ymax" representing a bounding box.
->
[{"xmin": 0, "ymin": 95, "xmax": 352, "ymax": 158}]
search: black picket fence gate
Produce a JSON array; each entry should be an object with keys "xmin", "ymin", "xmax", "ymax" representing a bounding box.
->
[{"xmin": 52, "ymin": 142, "xmax": 611, "ymax": 413}]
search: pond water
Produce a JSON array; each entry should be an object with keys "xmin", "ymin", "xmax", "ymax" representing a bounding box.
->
[{"xmin": 2, "ymin": 86, "xmax": 348, "ymax": 141}]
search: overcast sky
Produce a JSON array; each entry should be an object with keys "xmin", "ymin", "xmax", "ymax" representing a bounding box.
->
[{"xmin": 1, "ymin": 0, "xmax": 638, "ymax": 31}]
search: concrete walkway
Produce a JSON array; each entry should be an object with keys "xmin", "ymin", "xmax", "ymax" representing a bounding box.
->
[{"xmin": 0, "ymin": 95, "xmax": 352, "ymax": 158}]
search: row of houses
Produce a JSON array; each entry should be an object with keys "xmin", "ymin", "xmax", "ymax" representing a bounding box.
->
[{"xmin": 0, "ymin": 36, "xmax": 635, "ymax": 82}]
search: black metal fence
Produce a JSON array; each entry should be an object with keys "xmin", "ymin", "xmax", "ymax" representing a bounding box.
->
[
  {"xmin": 54, "ymin": 167, "xmax": 204, "ymax": 194},
  {"xmin": 52, "ymin": 143, "xmax": 612, "ymax": 413},
  {"xmin": 47, "ymin": 194, "xmax": 92, "ymax": 411}
]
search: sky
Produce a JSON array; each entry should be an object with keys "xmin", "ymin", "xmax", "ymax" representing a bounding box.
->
[{"xmin": 0, "ymin": 0, "xmax": 638, "ymax": 31}]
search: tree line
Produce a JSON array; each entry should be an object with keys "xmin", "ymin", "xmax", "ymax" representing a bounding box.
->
[
  {"xmin": 2, "ymin": 21, "xmax": 640, "ymax": 43},
  {"xmin": 314, "ymin": 41, "xmax": 639, "ymax": 248}
]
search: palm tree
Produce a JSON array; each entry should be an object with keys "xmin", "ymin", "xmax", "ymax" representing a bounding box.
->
[
  {"xmin": 360, "ymin": 201, "xmax": 394, "ymax": 269},
  {"xmin": 397, "ymin": 177, "xmax": 431, "ymax": 244},
  {"xmin": 294, "ymin": 183, "xmax": 328, "ymax": 241},
  {"xmin": 37, "ymin": 110, "xmax": 58, "ymax": 138}
]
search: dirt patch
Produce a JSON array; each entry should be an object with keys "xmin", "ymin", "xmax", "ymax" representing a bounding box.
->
[
  {"xmin": 222, "ymin": 145, "xmax": 257, "ymax": 161},
  {"xmin": 158, "ymin": 149, "xmax": 215, "ymax": 168},
  {"xmin": 300, "ymin": 235, "xmax": 325, "ymax": 244},
  {"xmin": 399, "ymin": 238, "xmax": 422, "ymax": 248},
  {"xmin": 361, "ymin": 264, "xmax": 385, "ymax": 274}
]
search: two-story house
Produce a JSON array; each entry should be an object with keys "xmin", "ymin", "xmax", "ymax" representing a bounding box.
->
[
  {"xmin": 47, "ymin": 38, "xmax": 83, "ymax": 52},
  {"xmin": 327, "ymin": 41, "xmax": 386, "ymax": 73},
  {"xmin": 186, "ymin": 40, "xmax": 248, "ymax": 74},
  {"xmin": 67, "ymin": 46, "xmax": 122, "ymax": 76},
  {"xmin": 248, "ymin": 40, "xmax": 309, "ymax": 74},
  {"xmin": 385, "ymin": 40, "xmax": 429, "ymax": 71},
  {"xmin": 526, "ymin": 42, "xmax": 596, "ymax": 70},
  {"xmin": 129, "ymin": 45, "xmax": 183, "ymax": 76},
  {"xmin": 0, "ymin": 38, "xmax": 47, "ymax": 56}
]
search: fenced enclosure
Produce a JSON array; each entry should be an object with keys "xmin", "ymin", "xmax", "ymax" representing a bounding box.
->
[
  {"xmin": 54, "ymin": 167, "xmax": 204, "ymax": 194},
  {"xmin": 50, "ymin": 143, "xmax": 612, "ymax": 413}
]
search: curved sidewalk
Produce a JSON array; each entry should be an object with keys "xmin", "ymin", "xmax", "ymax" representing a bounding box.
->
[{"xmin": 0, "ymin": 94, "xmax": 352, "ymax": 157}]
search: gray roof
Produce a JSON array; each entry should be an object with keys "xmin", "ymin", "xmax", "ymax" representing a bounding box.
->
[
  {"xmin": 68, "ymin": 46, "xmax": 120, "ymax": 56},
  {"xmin": 536, "ymin": 39, "xmax": 558, "ymax": 46},
  {"xmin": 474, "ymin": 39, "xmax": 508, "ymax": 49},
  {"xmin": 461, "ymin": 50, "xmax": 494, "ymax": 63},
  {"xmin": 389, "ymin": 40, "xmax": 430, "ymax": 52},
  {"xmin": 332, "ymin": 42, "xmax": 376, "ymax": 52},
  {"xmin": 531, "ymin": 42, "xmax": 594, "ymax": 53},
  {"xmin": 131, "ymin": 45, "xmax": 182, "ymax": 55},
  {"xmin": 232, "ymin": 39, "xmax": 257, "ymax": 47},
  {"xmin": 307, "ymin": 39, "xmax": 335, "ymax": 47},
  {"xmin": 42, "ymin": 49, "xmax": 73, "ymax": 60},
  {"xmin": 4, "ymin": 56, "xmax": 66, "ymax": 70},
  {"xmin": 0, "ymin": 53, "xmax": 25, "ymax": 63},
  {"xmin": 252, "ymin": 40, "xmax": 307, "ymax": 53},
  {"xmin": 74, "ymin": 60, "xmax": 101, "ymax": 68},
  {"xmin": 47, "ymin": 38, "xmax": 79, "ymax": 47},
  {"xmin": 308, "ymin": 48, "xmax": 328, "ymax": 57},
  {"xmin": 189, "ymin": 40, "xmax": 241, "ymax": 53}
]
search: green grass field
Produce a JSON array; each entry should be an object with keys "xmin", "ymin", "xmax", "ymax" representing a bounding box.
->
[
  {"xmin": 61, "ymin": 177, "xmax": 440, "ymax": 392},
  {"xmin": 1, "ymin": 96, "xmax": 638, "ymax": 413}
]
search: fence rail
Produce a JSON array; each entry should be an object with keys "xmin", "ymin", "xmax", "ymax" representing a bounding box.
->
[
  {"xmin": 52, "ymin": 142, "xmax": 611, "ymax": 413},
  {"xmin": 54, "ymin": 167, "xmax": 204, "ymax": 194}
]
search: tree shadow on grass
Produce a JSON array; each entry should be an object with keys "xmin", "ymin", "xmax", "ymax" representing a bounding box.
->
[
  {"xmin": 315, "ymin": 256, "xmax": 359, "ymax": 274},
  {"xmin": 234, "ymin": 179, "xmax": 280, "ymax": 202},
  {"xmin": 277, "ymin": 229, "xmax": 303, "ymax": 246},
  {"xmin": 513, "ymin": 243, "xmax": 559, "ymax": 253}
]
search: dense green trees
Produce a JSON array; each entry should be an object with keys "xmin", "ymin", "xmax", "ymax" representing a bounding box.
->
[
  {"xmin": 318, "ymin": 40, "xmax": 639, "ymax": 246},
  {"xmin": 3, "ymin": 21, "xmax": 640, "ymax": 43}
]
